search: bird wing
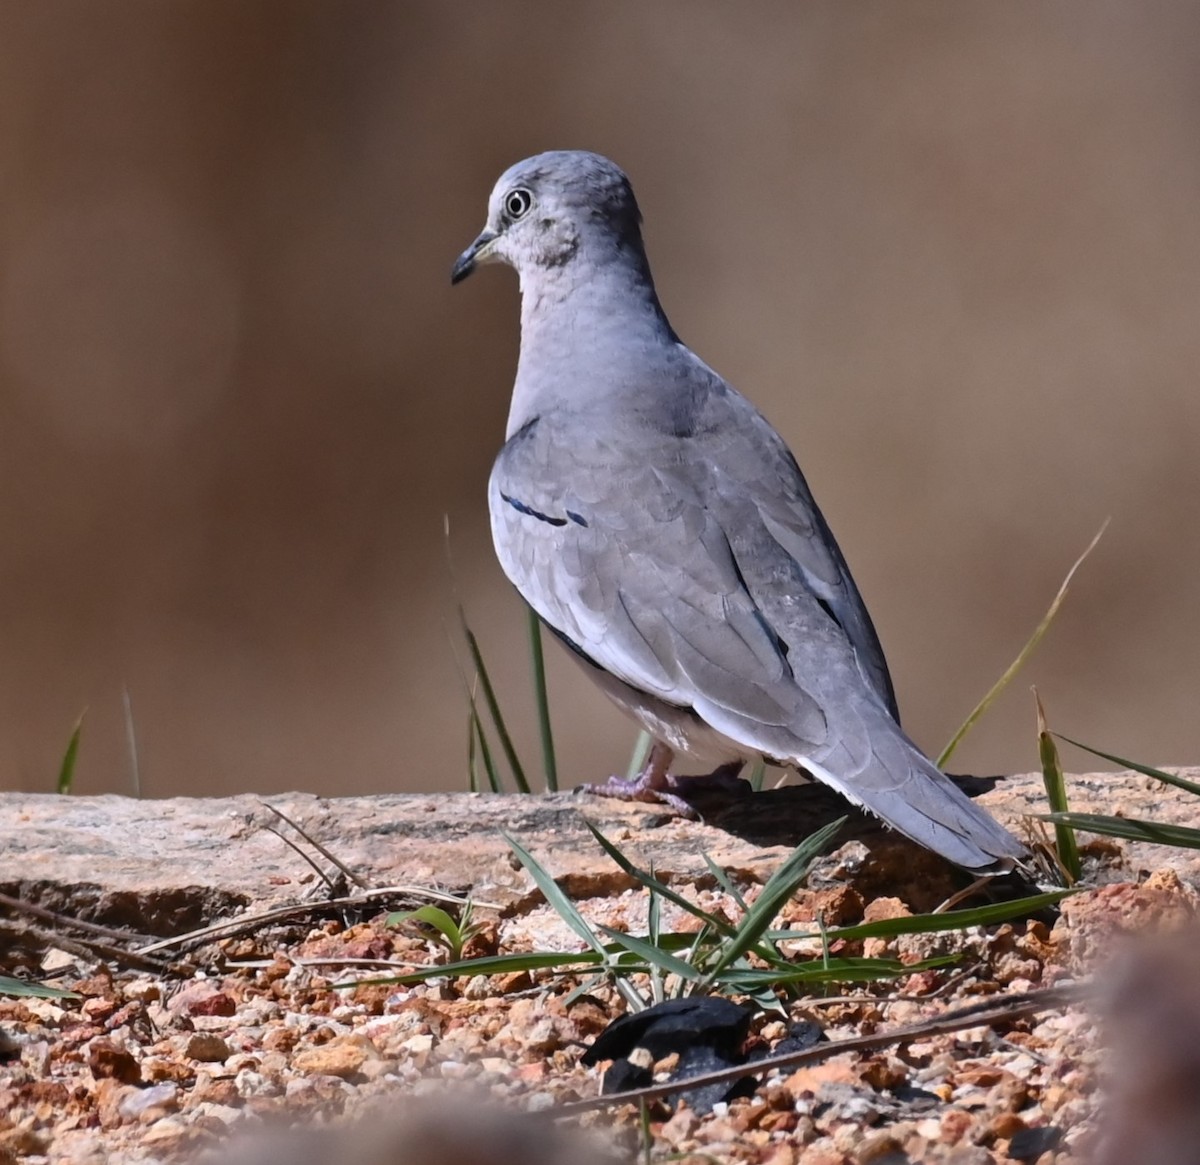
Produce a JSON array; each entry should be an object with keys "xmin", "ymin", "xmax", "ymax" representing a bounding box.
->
[
  {"xmin": 489, "ymin": 374, "xmax": 1022, "ymax": 868},
  {"xmin": 490, "ymin": 364, "xmax": 892, "ymax": 748},
  {"xmin": 490, "ymin": 410, "xmax": 830, "ymax": 756},
  {"xmin": 672, "ymin": 370, "xmax": 899, "ymax": 720}
]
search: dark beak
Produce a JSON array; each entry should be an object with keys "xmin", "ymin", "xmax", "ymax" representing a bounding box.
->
[{"xmin": 451, "ymin": 228, "xmax": 498, "ymax": 285}]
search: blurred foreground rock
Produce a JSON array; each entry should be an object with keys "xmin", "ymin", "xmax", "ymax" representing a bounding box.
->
[
  {"xmin": 205, "ymin": 1097, "xmax": 619, "ymax": 1165},
  {"xmin": 1092, "ymin": 929, "xmax": 1200, "ymax": 1165}
]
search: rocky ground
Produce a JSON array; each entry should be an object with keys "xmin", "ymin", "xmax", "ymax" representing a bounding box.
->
[{"xmin": 0, "ymin": 768, "xmax": 1198, "ymax": 1163}]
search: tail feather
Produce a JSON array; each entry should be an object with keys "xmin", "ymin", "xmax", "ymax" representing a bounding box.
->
[{"xmin": 803, "ymin": 713, "xmax": 1026, "ymax": 871}]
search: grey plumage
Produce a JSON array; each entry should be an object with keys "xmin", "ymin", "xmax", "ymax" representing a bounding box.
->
[{"xmin": 452, "ymin": 150, "xmax": 1024, "ymax": 872}]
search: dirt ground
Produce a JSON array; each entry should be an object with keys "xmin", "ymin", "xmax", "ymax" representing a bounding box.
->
[{"xmin": 1, "ymin": 772, "xmax": 1198, "ymax": 1163}]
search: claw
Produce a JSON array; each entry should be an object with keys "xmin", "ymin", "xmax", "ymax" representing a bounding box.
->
[{"xmin": 579, "ymin": 742, "xmax": 748, "ymax": 818}]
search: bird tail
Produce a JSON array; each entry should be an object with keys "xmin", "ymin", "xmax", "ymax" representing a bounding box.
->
[{"xmin": 803, "ymin": 709, "xmax": 1027, "ymax": 872}]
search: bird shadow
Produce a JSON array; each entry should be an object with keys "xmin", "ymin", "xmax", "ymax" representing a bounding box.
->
[
  {"xmin": 675, "ymin": 771, "xmax": 1003, "ymax": 853},
  {"xmin": 670, "ymin": 771, "xmax": 1041, "ymax": 910}
]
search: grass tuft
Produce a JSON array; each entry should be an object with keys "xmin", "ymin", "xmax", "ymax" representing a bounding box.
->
[
  {"xmin": 386, "ymin": 902, "xmax": 484, "ymax": 963},
  {"xmin": 938, "ymin": 520, "xmax": 1108, "ymax": 768},
  {"xmin": 460, "ymin": 614, "xmax": 531, "ymax": 794},
  {"xmin": 1042, "ymin": 813, "xmax": 1200, "ymax": 850},
  {"xmin": 467, "ymin": 685, "xmax": 502, "ymax": 792},
  {"xmin": 57, "ymin": 709, "xmax": 86, "ymax": 795},
  {"xmin": 526, "ymin": 607, "xmax": 558, "ymax": 791},
  {"xmin": 349, "ymin": 822, "xmax": 1068, "ymax": 1006},
  {"xmin": 1034, "ymin": 690, "xmax": 1080, "ymax": 883},
  {"xmin": 1034, "ymin": 733, "xmax": 1200, "ymax": 857},
  {"xmin": 1054, "ymin": 735, "xmax": 1200, "ymax": 797}
]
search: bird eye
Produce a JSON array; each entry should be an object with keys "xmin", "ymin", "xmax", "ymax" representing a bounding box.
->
[{"xmin": 504, "ymin": 188, "xmax": 533, "ymax": 220}]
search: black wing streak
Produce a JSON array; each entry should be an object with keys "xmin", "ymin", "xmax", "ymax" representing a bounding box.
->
[{"xmin": 501, "ymin": 492, "xmax": 568, "ymax": 527}]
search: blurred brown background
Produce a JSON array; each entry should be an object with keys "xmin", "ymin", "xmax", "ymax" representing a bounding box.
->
[{"xmin": 0, "ymin": 1, "xmax": 1195, "ymax": 797}]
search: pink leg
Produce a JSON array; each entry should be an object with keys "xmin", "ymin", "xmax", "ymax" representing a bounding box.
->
[{"xmin": 580, "ymin": 742, "xmax": 747, "ymax": 818}]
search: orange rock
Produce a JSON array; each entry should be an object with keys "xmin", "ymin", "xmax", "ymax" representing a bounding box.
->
[
  {"xmin": 901, "ymin": 969, "xmax": 942, "ymax": 996},
  {"xmin": 957, "ymin": 1066, "xmax": 1005, "ymax": 1088},
  {"xmin": 857, "ymin": 1132, "xmax": 907, "ymax": 1162},
  {"xmin": 790, "ymin": 1150, "xmax": 850, "ymax": 1165},
  {"xmin": 862, "ymin": 896, "xmax": 911, "ymax": 923},
  {"xmin": 986, "ymin": 1111, "xmax": 1026, "ymax": 1142},
  {"xmin": 86, "ymin": 1038, "xmax": 141, "ymax": 1084},
  {"xmin": 1055, "ymin": 872, "xmax": 1198, "ymax": 970},
  {"xmin": 754, "ymin": 1109, "xmax": 797, "ymax": 1134},
  {"xmin": 657, "ymin": 1107, "xmax": 699, "ymax": 1149},
  {"xmin": 860, "ymin": 1054, "xmax": 908, "ymax": 1090},
  {"xmin": 782, "ymin": 1054, "xmax": 863, "ymax": 1095},
  {"xmin": 939, "ymin": 1109, "xmax": 974, "ymax": 1144},
  {"xmin": 759, "ymin": 1144, "xmax": 797, "ymax": 1165},
  {"xmin": 184, "ymin": 1033, "xmax": 231, "ymax": 1064},
  {"xmin": 188, "ymin": 1070, "xmax": 239, "ymax": 1106},
  {"xmin": 93, "ymin": 1078, "xmax": 138, "ymax": 1130},
  {"xmin": 291, "ymin": 1041, "xmax": 368, "ymax": 1079}
]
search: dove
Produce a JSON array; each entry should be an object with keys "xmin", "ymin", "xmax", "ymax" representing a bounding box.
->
[{"xmin": 452, "ymin": 150, "xmax": 1024, "ymax": 871}]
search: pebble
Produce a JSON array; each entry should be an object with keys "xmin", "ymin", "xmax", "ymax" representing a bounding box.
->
[
  {"xmin": 118, "ymin": 1083, "xmax": 179, "ymax": 1121},
  {"xmin": 184, "ymin": 1033, "xmax": 232, "ymax": 1063},
  {"xmin": 234, "ymin": 1069, "xmax": 279, "ymax": 1098},
  {"xmin": 291, "ymin": 1040, "xmax": 368, "ymax": 1078}
]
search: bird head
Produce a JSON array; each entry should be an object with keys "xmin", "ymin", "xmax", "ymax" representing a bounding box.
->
[{"xmin": 451, "ymin": 150, "xmax": 644, "ymax": 286}]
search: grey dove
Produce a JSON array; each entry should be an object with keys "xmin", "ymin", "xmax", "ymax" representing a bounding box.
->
[{"xmin": 452, "ymin": 150, "xmax": 1025, "ymax": 872}]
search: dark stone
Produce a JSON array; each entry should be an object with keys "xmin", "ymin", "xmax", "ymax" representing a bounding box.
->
[{"xmin": 1008, "ymin": 1125, "xmax": 1063, "ymax": 1160}]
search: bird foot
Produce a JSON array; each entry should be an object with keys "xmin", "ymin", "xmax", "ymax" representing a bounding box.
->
[{"xmin": 579, "ymin": 742, "xmax": 747, "ymax": 819}]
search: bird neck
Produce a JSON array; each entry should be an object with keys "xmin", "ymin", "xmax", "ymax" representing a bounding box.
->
[{"xmin": 507, "ymin": 253, "xmax": 675, "ymax": 437}]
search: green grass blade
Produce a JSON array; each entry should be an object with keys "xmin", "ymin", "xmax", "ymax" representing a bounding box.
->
[
  {"xmin": 461, "ymin": 613, "xmax": 531, "ymax": 794},
  {"xmin": 1043, "ymin": 812, "xmax": 1200, "ymax": 850},
  {"xmin": 645, "ymin": 876, "xmax": 664, "ymax": 1002},
  {"xmin": 0, "ymin": 975, "xmax": 80, "ymax": 999},
  {"xmin": 647, "ymin": 881, "xmax": 662, "ymax": 946},
  {"xmin": 466, "ymin": 709, "xmax": 479, "ymax": 793},
  {"xmin": 449, "ymin": 630, "xmax": 503, "ymax": 792},
  {"xmin": 938, "ymin": 520, "xmax": 1108, "ymax": 767},
  {"xmin": 471, "ymin": 700, "xmax": 502, "ymax": 793},
  {"xmin": 345, "ymin": 931, "xmax": 731, "ymax": 990},
  {"xmin": 720, "ymin": 953, "xmax": 960, "ymax": 990},
  {"xmin": 338, "ymin": 948, "xmax": 605, "ymax": 988},
  {"xmin": 1035, "ymin": 691, "xmax": 1080, "ymax": 882},
  {"xmin": 582, "ymin": 821, "xmax": 736, "ymax": 936},
  {"xmin": 387, "ymin": 904, "xmax": 461, "ymax": 941},
  {"xmin": 684, "ymin": 923, "xmax": 711, "ymax": 953},
  {"xmin": 702, "ymin": 853, "xmax": 749, "ymax": 914},
  {"xmin": 342, "ymin": 925, "xmax": 970, "ymax": 993},
  {"xmin": 526, "ymin": 606, "xmax": 558, "ymax": 792},
  {"xmin": 121, "ymin": 686, "xmax": 141, "ymax": 798},
  {"xmin": 503, "ymin": 832, "xmax": 608, "ymax": 954},
  {"xmin": 443, "ymin": 521, "xmax": 522, "ymax": 792},
  {"xmin": 747, "ymin": 759, "xmax": 767, "ymax": 792},
  {"xmin": 638, "ymin": 1101, "xmax": 653, "ymax": 1165},
  {"xmin": 594, "ymin": 924, "xmax": 705, "ymax": 983},
  {"xmin": 625, "ymin": 730, "xmax": 653, "ymax": 779},
  {"xmin": 792, "ymin": 888, "xmax": 1075, "ymax": 944},
  {"xmin": 564, "ymin": 972, "xmax": 607, "ymax": 1007},
  {"xmin": 57, "ymin": 709, "xmax": 86, "ymax": 794},
  {"xmin": 1054, "ymin": 735, "xmax": 1200, "ymax": 797},
  {"xmin": 704, "ymin": 818, "xmax": 845, "ymax": 981}
]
